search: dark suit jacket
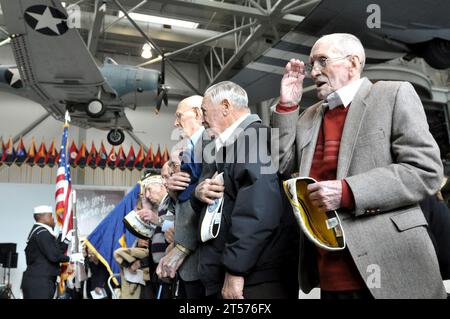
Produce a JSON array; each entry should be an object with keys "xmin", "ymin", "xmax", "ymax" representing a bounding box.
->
[
  {"xmin": 191, "ymin": 114, "xmax": 298, "ymax": 296},
  {"xmin": 420, "ymin": 196, "xmax": 450, "ymax": 280}
]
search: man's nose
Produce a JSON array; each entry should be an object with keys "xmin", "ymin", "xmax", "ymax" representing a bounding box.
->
[{"xmin": 310, "ymin": 67, "xmax": 321, "ymax": 79}]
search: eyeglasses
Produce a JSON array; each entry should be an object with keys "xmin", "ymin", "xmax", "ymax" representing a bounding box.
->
[{"xmin": 305, "ymin": 55, "xmax": 352, "ymax": 74}]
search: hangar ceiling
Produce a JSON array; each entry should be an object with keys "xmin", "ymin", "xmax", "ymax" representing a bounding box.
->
[{"xmin": 0, "ymin": 0, "xmax": 318, "ymax": 90}]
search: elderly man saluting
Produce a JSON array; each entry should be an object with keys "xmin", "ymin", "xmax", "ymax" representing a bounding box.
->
[{"xmin": 272, "ymin": 33, "xmax": 446, "ymax": 299}]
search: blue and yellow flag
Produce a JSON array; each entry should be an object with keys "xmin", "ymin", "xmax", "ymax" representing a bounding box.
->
[{"xmin": 85, "ymin": 184, "xmax": 139, "ymax": 284}]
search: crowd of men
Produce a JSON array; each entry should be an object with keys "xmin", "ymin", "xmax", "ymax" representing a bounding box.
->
[{"xmin": 21, "ymin": 33, "xmax": 450, "ymax": 299}]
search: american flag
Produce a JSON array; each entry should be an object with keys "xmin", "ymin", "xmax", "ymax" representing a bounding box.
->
[{"xmin": 55, "ymin": 123, "xmax": 73, "ymax": 240}]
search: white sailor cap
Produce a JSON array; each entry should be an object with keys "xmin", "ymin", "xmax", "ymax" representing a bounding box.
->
[
  {"xmin": 33, "ymin": 205, "xmax": 53, "ymax": 215},
  {"xmin": 140, "ymin": 175, "xmax": 163, "ymax": 188}
]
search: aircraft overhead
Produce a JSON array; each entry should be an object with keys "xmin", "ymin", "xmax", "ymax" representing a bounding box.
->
[
  {"xmin": 232, "ymin": 0, "xmax": 450, "ymax": 105},
  {"xmin": 0, "ymin": 0, "xmax": 167, "ymax": 145}
]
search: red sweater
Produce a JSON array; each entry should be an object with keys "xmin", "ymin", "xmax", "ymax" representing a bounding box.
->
[{"xmin": 277, "ymin": 103, "xmax": 365, "ymax": 291}]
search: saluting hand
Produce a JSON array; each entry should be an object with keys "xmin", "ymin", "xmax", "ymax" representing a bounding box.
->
[{"xmin": 280, "ymin": 59, "xmax": 306, "ymax": 107}]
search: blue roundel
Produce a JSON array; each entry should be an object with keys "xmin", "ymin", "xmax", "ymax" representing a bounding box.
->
[{"xmin": 24, "ymin": 5, "xmax": 68, "ymax": 36}]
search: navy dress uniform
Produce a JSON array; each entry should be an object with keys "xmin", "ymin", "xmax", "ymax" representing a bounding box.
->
[{"xmin": 21, "ymin": 206, "xmax": 82, "ymax": 299}]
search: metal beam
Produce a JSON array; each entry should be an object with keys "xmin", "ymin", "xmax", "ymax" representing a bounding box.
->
[
  {"xmin": 208, "ymin": 0, "xmax": 301, "ymax": 84},
  {"xmin": 212, "ymin": 24, "xmax": 264, "ymax": 83},
  {"xmin": 282, "ymin": 0, "xmax": 306, "ymax": 11},
  {"xmin": 281, "ymin": 0, "xmax": 321, "ymax": 15},
  {"xmin": 270, "ymin": 0, "xmax": 295, "ymax": 15},
  {"xmin": 113, "ymin": 0, "xmax": 201, "ymax": 95},
  {"xmin": 147, "ymin": 0, "xmax": 303, "ymax": 25},
  {"xmin": 79, "ymin": 12, "xmax": 239, "ymax": 50},
  {"xmin": 87, "ymin": 0, "xmax": 106, "ymax": 55},
  {"xmin": 0, "ymin": 37, "xmax": 11, "ymax": 47},
  {"xmin": 126, "ymin": 130, "xmax": 148, "ymax": 153},
  {"xmin": 66, "ymin": 0, "xmax": 88, "ymax": 9},
  {"xmin": 137, "ymin": 21, "xmax": 258, "ymax": 67},
  {"xmin": 12, "ymin": 112, "xmax": 52, "ymax": 144},
  {"xmin": 248, "ymin": 0, "xmax": 268, "ymax": 14},
  {"xmin": 103, "ymin": 0, "xmax": 147, "ymax": 32},
  {"xmin": 0, "ymin": 26, "xmax": 9, "ymax": 38}
]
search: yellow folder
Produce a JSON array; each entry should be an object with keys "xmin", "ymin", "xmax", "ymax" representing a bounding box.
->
[{"xmin": 283, "ymin": 177, "xmax": 346, "ymax": 251}]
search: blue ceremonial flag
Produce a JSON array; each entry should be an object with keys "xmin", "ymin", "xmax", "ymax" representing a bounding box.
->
[{"xmin": 85, "ymin": 184, "xmax": 139, "ymax": 284}]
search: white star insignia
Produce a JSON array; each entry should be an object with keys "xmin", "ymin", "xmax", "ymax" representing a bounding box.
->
[
  {"xmin": 26, "ymin": 7, "xmax": 65, "ymax": 35},
  {"xmin": 7, "ymin": 68, "xmax": 21, "ymax": 87}
]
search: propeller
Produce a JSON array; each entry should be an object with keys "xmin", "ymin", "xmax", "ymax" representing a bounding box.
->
[{"xmin": 155, "ymin": 57, "xmax": 168, "ymax": 114}]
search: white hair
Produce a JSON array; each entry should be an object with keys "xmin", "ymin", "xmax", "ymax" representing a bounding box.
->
[
  {"xmin": 204, "ymin": 81, "xmax": 248, "ymax": 109},
  {"xmin": 318, "ymin": 33, "xmax": 366, "ymax": 72}
]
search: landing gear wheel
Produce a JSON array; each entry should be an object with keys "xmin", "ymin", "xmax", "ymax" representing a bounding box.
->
[
  {"xmin": 107, "ymin": 129, "xmax": 125, "ymax": 146},
  {"xmin": 86, "ymin": 99, "xmax": 106, "ymax": 118}
]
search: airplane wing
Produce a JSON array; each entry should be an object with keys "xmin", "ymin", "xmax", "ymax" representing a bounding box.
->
[
  {"xmin": 0, "ymin": 0, "xmax": 131, "ymax": 130},
  {"xmin": 296, "ymin": 0, "xmax": 450, "ymax": 49}
]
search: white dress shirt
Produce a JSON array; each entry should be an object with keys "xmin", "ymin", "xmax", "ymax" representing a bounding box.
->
[{"xmin": 325, "ymin": 77, "xmax": 366, "ymax": 109}]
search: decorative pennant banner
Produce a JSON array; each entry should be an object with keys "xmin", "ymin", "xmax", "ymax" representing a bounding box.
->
[{"xmin": 0, "ymin": 137, "xmax": 169, "ymax": 170}]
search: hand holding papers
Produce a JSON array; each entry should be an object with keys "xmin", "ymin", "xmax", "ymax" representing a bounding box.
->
[
  {"xmin": 124, "ymin": 267, "xmax": 146, "ymax": 286},
  {"xmin": 200, "ymin": 172, "xmax": 224, "ymax": 242},
  {"xmin": 90, "ymin": 288, "xmax": 107, "ymax": 299},
  {"xmin": 283, "ymin": 177, "xmax": 346, "ymax": 251}
]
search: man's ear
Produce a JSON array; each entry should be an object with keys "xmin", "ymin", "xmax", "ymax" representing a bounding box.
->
[
  {"xmin": 222, "ymin": 99, "xmax": 231, "ymax": 115},
  {"xmin": 350, "ymin": 55, "xmax": 361, "ymax": 74},
  {"xmin": 193, "ymin": 107, "xmax": 202, "ymax": 120}
]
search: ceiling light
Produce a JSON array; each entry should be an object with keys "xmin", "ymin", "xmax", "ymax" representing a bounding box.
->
[
  {"xmin": 119, "ymin": 12, "xmax": 199, "ymax": 29},
  {"xmin": 141, "ymin": 43, "xmax": 153, "ymax": 59}
]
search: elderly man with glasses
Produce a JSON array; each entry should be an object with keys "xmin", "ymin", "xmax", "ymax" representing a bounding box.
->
[
  {"xmin": 156, "ymin": 95, "xmax": 208, "ymax": 298},
  {"xmin": 272, "ymin": 33, "xmax": 446, "ymax": 299}
]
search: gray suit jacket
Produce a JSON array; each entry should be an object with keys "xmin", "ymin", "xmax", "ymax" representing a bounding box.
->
[
  {"xmin": 272, "ymin": 79, "xmax": 446, "ymax": 299},
  {"xmin": 174, "ymin": 129, "xmax": 211, "ymax": 282}
]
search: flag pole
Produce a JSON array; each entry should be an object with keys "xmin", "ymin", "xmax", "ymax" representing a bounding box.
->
[{"xmin": 64, "ymin": 110, "xmax": 71, "ymax": 127}]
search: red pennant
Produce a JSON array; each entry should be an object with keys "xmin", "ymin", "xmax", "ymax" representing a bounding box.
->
[
  {"xmin": 34, "ymin": 139, "xmax": 48, "ymax": 167},
  {"xmin": 25, "ymin": 138, "xmax": 37, "ymax": 166},
  {"xmin": 69, "ymin": 141, "xmax": 78, "ymax": 167},
  {"xmin": 125, "ymin": 145, "xmax": 136, "ymax": 170},
  {"xmin": 134, "ymin": 145, "xmax": 144, "ymax": 170},
  {"xmin": 87, "ymin": 142, "xmax": 98, "ymax": 169},
  {"xmin": 116, "ymin": 145, "xmax": 126, "ymax": 170},
  {"xmin": 161, "ymin": 145, "xmax": 169, "ymax": 166},
  {"xmin": 96, "ymin": 142, "xmax": 108, "ymax": 169},
  {"xmin": 143, "ymin": 144, "xmax": 154, "ymax": 169},
  {"xmin": 153, "ymin": 144, "xmax": 162, "ymax": 169},
  {"xmin": 45, "ymin": 139, "xmax": 57, "ymax": 168},
  {"xmin": 75, "ymin": 142, "xmax": 87, "ymax": 168},
  {"xmin": 107, "ymin": 146, "xmax": 117, "ymax": 169},
  {"xmin": 2, "ymin": 137, "xmax": 15, "ymax": 166}
]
